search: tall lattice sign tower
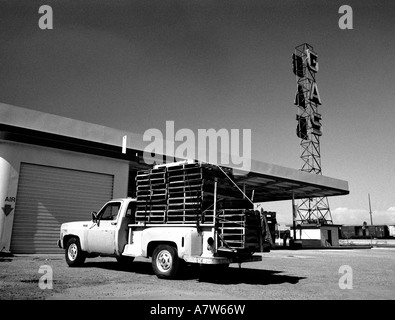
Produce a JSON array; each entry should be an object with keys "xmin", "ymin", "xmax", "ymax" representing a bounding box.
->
[{"xmin": 292, "ymin": 43, "xmax": 333, "ymax": 224}]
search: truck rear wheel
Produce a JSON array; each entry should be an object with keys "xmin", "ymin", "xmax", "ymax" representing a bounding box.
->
[
  {"xmin": 152, "ymin": 245, "xmax": 180, "ymax": 279},
  {"xmin": 65, "ymin": 237, "xmax": 86, "ymax": 267}
]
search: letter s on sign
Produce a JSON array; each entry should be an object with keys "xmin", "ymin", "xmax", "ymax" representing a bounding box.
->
[{"xmin": 311, "ymin": 113, "xmax": 322, "ymax": 136}]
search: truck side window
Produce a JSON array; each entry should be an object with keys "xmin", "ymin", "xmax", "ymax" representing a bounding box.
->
[
  {"xmin": 99, "ymin": 202, "xmax": 121, "ymax": 221},
  {"xmin": 126, "ymin": 202, "xmax": 136, "ymax": 224}
]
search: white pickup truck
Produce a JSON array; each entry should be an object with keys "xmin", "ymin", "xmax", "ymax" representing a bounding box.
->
[{"xmin": 57, "ymin": 197, "xmax": 268, "ymax": 279}]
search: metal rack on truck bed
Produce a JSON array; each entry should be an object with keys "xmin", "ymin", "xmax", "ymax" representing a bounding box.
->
[{"xmin": 135, "ymin": 161, "xmax": 273, "ymax": 253}]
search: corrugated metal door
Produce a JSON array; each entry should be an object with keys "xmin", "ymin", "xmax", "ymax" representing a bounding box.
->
[{"xmin": 10, "ymin": 163, "xmax": 114, "ymax": 254}]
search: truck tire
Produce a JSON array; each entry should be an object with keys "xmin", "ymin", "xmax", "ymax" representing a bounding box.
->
[
  {"xmin": 65, "ymin": 237, "xmax": 86, "ymax": 267},
  {"xmin": 152, "ymin": 245, "xmax": 180, "ymax": 279}
]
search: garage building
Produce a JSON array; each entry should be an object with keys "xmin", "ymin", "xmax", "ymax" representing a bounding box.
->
[{"xmin": 0, "ymin": 103, "xmax": 149, "ymax": 253}]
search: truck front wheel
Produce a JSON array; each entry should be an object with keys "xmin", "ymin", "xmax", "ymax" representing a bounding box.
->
[
  {"xmin": 152, "ymin": 245, "xmax": 180, "ymax": 279},
  {"xmin": 65, "ymin": 237, "xmax": 86, "ymax": 267}
]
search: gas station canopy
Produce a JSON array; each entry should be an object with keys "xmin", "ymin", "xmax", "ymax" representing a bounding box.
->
[{"xmin": 220, "ymin": 160, "xmax": 349, "ymax": 202}]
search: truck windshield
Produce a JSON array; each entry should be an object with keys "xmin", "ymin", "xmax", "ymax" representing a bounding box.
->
[{"xmin": 99, "ymin": 202, "xmax": 121, "ymax": 220}]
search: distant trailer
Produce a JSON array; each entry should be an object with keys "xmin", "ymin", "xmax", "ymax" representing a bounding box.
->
[{"xmin": 341, "ymin": 225, "xmax": 390, "ymax": 239}]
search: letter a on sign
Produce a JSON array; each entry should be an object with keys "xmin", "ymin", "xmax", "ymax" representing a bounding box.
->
[{"xmin": 309, "ymin": 82, "xmax": 322, "ymax": 105}]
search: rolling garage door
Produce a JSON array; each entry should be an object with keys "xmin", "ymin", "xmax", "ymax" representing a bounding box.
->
[{"xmin": 10, "ymin": 163, "xmax": 114, "ymax": 254}]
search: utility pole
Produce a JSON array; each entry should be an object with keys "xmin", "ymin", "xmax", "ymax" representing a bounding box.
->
[{"xmin": 368, "ymin": 193, "xmax": 373, "ymax": 226}]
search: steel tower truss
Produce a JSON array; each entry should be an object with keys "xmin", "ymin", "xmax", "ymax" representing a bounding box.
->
[{"xmin": 293, "ymin": 43, "xmax": 333, "ymax": 224}]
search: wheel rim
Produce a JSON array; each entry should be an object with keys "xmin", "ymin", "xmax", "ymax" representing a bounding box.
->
[
  {"xmin": 68, "ymin": 243, "xmax": 78, "ymax": 261},
  {"xmin": 156, "ymin": 250, "xmax": 172, "ymax": 273}
]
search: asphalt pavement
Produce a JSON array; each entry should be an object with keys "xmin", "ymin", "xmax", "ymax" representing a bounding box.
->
[{"xmin": 1, "ymin": 248, "xmax": 394, "ymax": 300}]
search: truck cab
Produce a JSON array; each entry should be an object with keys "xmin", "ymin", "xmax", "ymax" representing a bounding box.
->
[{"xmin": 58, "ymin": 198, "xmax": 135, "ymax": 263}]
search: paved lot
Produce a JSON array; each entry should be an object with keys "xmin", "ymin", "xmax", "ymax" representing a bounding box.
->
[{"xmin": 0, "ymin": 248, "xmax": 394, "ymax": 300}]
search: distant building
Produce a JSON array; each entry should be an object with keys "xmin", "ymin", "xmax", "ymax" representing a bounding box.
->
[
  {"xmin": 289, "ymin": 224, "xmax": 342, "ymax": 247},
  {"xmin": 340, "ymin": 225, "xmax": 390, "ymax": 239}
]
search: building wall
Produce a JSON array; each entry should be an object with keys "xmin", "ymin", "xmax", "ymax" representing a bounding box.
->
[
  {"xmin": 389, "ymin": 226, "xmax": 395, "ymax": 237},
  {"xmin": 341, "ymin": 225, "xmax": 391, "ymax": 239},
  {"xmin": 292, "ymin": 225, "xmax": 340, "ymax": 247},
  {"xmin": 0, "ymin": 140, "xmax": 129, "ymax": 252},
  {"xmin": 299, "ymin": 228, "xmax": 321, "ymax": 240},
  {"xmin": 320, "ymin": 226, "xmax": 340, "ymax": 246},
  {"xmin": 340, "ymin": 226, "xmax": 356, "ymax": 239}
]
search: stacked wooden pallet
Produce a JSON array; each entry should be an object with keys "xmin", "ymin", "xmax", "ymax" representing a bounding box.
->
[
  {"xmin": 135, "ymin": 162, "xmax": 267, "ymax": 252},
  {"xmin": 135, "ymin": 166, "xmax": 167, "ymax": 224},
  {"xmin": 135, "ymin": 162, "xmax": 216, "ymax": 224},
  {"xmin": 217, "ymin": 209, "xmax": 261, "ymax": 252},
  {"xmin": 166, "ymin": 162, "xmax": 204, "ymax": 223}
]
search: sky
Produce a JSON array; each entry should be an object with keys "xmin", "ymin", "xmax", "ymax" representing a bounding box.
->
[{"xmin": 1, "ymin": 0, "xmax": 395, "ymax": 226}]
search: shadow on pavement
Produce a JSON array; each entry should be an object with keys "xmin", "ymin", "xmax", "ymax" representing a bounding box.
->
[
  {"xmin": 83, "ymin": 260, "xmax": 155, "ymax": 275},
  {"xmin": 196, "ymin": 266, "xmax": 305, "ymax": 285},
  {"xmin": 82, "ymin": 260, "xmax": 305, "ymax": 285}
]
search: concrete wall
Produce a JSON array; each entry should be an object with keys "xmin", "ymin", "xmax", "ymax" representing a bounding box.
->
[
  {"xmin": 300, "ymin": 228, "xmax": 321, "ymax": 240},
  {"xmin": 0, "ymin": 140, "xmax": 129, "ymax": 253},
  {"xmin": 389, "ymin": 226, "xmax": 395, "ymax": 237},
  {"xmin": 292, "ymin": 225, "xmax": 340, "ymax": 247},
  {"xmin": 320, "ymin": 226, "xmax": 340, "ymax": 246}
]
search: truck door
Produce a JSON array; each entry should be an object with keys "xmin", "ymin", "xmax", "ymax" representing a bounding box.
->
[{"xmin": 87, "ymin": 201, "xmax": 121, "ymax": 255}]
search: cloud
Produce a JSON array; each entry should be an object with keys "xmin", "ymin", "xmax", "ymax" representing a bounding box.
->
[
  {"xmin": 331, "ymin": 208, "xmax": 368, "ymax": 225},
  {"xmin": 332, "ymin": 207, "xmax": 395, "ymax": 225}
]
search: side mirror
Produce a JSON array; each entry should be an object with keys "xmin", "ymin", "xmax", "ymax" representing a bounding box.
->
[{"xmin": 91, "ymin": 211, "xmax": 98, "ymax": 223}]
